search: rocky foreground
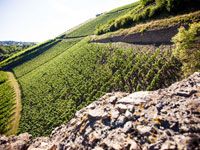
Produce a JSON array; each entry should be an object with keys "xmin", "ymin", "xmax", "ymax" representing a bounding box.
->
[{"xmin": 1, "ymin": 72, "xmax": 200, "ymax": 150}]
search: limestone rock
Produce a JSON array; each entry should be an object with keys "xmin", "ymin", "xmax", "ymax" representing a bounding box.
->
[
  {"xmin": 117, "ymin": 91, "xmax": 151, "ymax": 105},
  {"xmin": 136, "ymin": 125, "xmax": 152, "ymax": 135},
  {"xmin": 0, "ymin": 133, "xmax": 32, "ymax": 150},
  {"xmin": 88, "ymin": 108, "xmax": 103, "ymax": 119}
]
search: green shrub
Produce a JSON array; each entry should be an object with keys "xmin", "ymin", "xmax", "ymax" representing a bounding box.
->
[
  {"xmin": 114, "ymin": 15, "xmax": 133, "ymax": 29},
  {"xmin": 155, "ymin": 0, "xmax": 166, "ymax": 9},
  {"xmin": 148, "ymin": 6, "xmax": 158, "ymax": 17},
  {"xmin": 140, "ymin": 0, "xmax": 155, "ymax": 6},
  {"xmin": 172, "ymin": 22, "xmax": 200, "ymax": 77},
  {"xmin": 95, "ymin": 24, "xmax": 103, "ymax": 35},
  {"xmin": 0, "ymin": 71, "xmax": 8, "ymax": 83}
]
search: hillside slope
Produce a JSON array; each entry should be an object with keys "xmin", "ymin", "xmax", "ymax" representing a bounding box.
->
[
  {"xmin": 1, "ymin": 72, "xmax": 200, "ymax": 150},
  {"xmin": 59, "ymin": 1, "xmax": 139, "ymax": 38},
  {"xmin": 12, "ymin": 37, "xmax": 181, "ymax": 137}
]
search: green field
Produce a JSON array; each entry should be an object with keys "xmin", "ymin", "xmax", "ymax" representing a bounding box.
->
[
  {"xmin": 0, "ymin": 71, "xmax": 15, "ymax": 135},
  {"xmin": 12, "ymin": 37, "xmax": 181, "ymax": 137}
]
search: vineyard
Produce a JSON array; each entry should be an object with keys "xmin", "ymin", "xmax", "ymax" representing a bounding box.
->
[
  {"xmin": 12, "ymin": 37, "xmax": 181, "ymax": 137},
  {"xmin": 0, "ymin": 71, "xmax": 15, "ymax": 135},
  {"xmin": 13, "ymin": 39, "xmax": 80, "ymax": 78}
]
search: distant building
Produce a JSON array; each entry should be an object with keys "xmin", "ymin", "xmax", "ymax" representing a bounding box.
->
[{"xmin": 96, "ymin": 12, "xmax": 106, "ymax": 17}]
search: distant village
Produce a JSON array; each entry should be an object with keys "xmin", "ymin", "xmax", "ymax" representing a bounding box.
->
[
  {"xmin": 96, "ymin": 12, "xmax": 106, "ymax": 17},
  {"xmin": 0, "ymin": 41, "xmax": 37, "ymax": 46}
]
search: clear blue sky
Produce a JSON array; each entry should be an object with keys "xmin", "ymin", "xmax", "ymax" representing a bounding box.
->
[{"xmin": 0, "ymin": 0, "xmax": 137, "ymax": 42}]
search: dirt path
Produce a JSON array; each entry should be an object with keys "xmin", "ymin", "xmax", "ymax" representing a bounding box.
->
[
  {"xmin": 6, "ymin": 72, "xmax": 22, "ymax": 135},
  {"xmin": 62, "ymin": 36, "xmax": 85, "ymax": 41},
  {"xmin": 94, "ymin": 42, "xmax": 174, "ymax": 52}
]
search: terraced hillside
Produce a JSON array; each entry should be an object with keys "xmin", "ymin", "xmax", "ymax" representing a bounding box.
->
[{"xmin": 0, "ymin": 0, "xmax": 199, "ymax": 138}]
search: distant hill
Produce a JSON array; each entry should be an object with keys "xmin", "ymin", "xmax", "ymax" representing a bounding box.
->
[
  {"xmin": 0, "ymin": 41, "xmax": 36, "ymax": 62},
  {"xmin": 0, "ymin": 41, "xmax": 37, "ymax": 46}
]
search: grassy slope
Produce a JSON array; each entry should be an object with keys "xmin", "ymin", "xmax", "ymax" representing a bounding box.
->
[{"xmin": 62, "ymin": 1, "xmax": 139, "ymax": 38}]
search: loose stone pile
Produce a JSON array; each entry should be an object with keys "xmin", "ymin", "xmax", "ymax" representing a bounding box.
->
[{"xmin": 1, "ymin": 72, "xmax": 200, "ymax": 150}]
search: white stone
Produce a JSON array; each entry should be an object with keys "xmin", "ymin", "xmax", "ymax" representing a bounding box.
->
[
  {"xmin": 125, "ymin": 110, "xmax": 133, "ymax": 120},
  {"xmin": 110, "ymin": 109, "xmax": 119, "ymax": 120},
  {"xmin": 123, "ymin": 121, "xmax": 133, "ymax": 132},
  {"xmin": 136, "ymin": 125, "xmax": 152, "ymax": 135},
  {"xmin": 116, "ymin": 104, "xmax": 127, "ymax": 113},
  {"xmin": 117, "ymin": 91, "xmax": 151, "ymax": 105},
  {"xmin": 88, "ymin": 109, "xmax": 103, "ymax": 119}
]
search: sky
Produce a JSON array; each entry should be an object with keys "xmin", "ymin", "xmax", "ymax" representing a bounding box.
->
[{"xmin": 0, "ymin": 0, "xmax": 137, "ymax": 42}]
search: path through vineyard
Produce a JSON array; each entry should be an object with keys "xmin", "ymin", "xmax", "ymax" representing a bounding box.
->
[{"xmin": 7, "ymin": 72, "xmax": 21, "ymax": 135}]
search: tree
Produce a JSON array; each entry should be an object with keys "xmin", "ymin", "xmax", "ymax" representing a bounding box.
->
[
  {"xmin": 172, "ymin": 22, "xmax": 200, "ymax": 77},
  {"xmin": 140, "ymin": 0, "xmax": 155, "ymax": 6}
]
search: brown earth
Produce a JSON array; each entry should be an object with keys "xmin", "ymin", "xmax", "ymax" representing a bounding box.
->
[
  {"xmin": 91, "ymin": 25, "xmax": 183, "ymax": 45},
  {"xmin": 94, "ymin": 42, "xmax": 175, "ymax": 54}
]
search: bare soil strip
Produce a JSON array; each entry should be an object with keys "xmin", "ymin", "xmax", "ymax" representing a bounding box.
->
[{"xmin": 6, "ymin": 72, "xmax": 22, "ymax": 135}]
